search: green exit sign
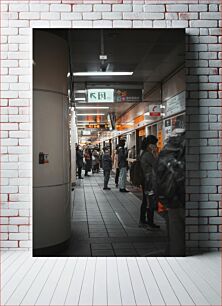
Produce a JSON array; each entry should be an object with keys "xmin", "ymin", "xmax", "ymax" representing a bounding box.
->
[{"xmin": 87, "ymin": 89, "xmax": 114, "ymax": 102}]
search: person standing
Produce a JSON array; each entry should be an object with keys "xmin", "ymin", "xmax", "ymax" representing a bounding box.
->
[
  {"xmin": 92, "ymin": 148, "xmax": 100, "ymax": 173},
  {"xmin": 102, "ymin": 147, "xmax": 112, "ymax": 190},
  {"xmin": 140, "ymin": 135, "xmax": 160, "ymax": 229},
  {"xmin": 84, "ymin": 148, "xmax": 91, "ymax": 176},
  {"xmin": 155, "ymin": 129, "xmax": 185, "ymax": 256},
  {"xmin": 118, "ymin": 139, "xmax": 129, "ymax": 192},
  {"xmin": 113, "ymin": 146, "xmax": 120, "ymax": 188},
  {"xmin": 76, "ymin": 145, "xmax": 84, "ymax": 179}
]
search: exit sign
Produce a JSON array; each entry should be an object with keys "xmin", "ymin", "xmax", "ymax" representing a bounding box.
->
[{"xmin": 88, "ymin": 89, "xmax": 114, "ymax": 102}]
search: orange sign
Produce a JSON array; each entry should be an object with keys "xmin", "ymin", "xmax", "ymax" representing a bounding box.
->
[
  {"xmin": 134, "ymin": 115, "xmax": 144, "ymax": 125},
  {"xmin": 157, "ymin": 129, "xmax": 164, "ymax": 149}
]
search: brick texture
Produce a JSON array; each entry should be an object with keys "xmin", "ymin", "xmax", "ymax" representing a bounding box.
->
[{"xmin": 0, "ymin": 0, "xmax": 221, "ymax": 252}]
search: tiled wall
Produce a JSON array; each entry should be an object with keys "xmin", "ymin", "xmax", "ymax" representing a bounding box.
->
[{"xmin": 1, "ymin": 0, "xmax": 221, "ymax": 251}]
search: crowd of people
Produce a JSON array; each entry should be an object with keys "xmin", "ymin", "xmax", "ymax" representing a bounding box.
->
[{"xmin": 76, "ymin": 129, "xmax": 185, "ymax": 256}]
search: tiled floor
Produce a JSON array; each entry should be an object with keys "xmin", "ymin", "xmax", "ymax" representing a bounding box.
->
[{"xmin": 58, "ymin": 171, "xmax": 167, "ymax": 257}]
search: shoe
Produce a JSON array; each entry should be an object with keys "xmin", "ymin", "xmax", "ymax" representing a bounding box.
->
[
  {"xmin": 103, "ymin": 187, "xmax": 111, "ymax": 190},
  {"xmin": 119, "ymin": 189, "xmax": 129, "ymax": 192},
  {"xmin": 139, "ymin": 221, "xmax": 149, "ymax": 228},
  {"xmin": 79, "ymin": 177, "xmax": 84, "ymax": 179}
]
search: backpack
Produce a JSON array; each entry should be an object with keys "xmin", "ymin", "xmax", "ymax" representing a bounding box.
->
[
  {"xmin": 153, "ymin": 134, "xmax": 185, "ymax": 208},
  {"xmin": 130, "ymin": 152, "xmax": 145, "ymax": 187}
]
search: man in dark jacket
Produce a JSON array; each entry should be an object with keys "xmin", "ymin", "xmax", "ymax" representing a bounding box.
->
[
  {"xmin": 140, "ymin": 135, "xmax": 160, "ymax": 229},
  {"xmin": 157, "ymin": 129, "xmax": 185, "ymax": 256},
  {"xmin": 76, "ymin": 145, "xmax": 83, "ymax": 179},
  {"xmin": 102, "ymin": 147, "xmax": 112, "ymax": 190},
  {"xmin": 118, "ymin": 139, "xmax": 129, "ymax": 192}
]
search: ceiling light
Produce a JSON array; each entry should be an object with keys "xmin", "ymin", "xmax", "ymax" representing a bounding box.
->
[
  {"xmin": 74, "ymin": 97, "xmax": 86, "ymax": 101},
  {"xmin": 67, "ymin": 72, "xmax": 70, "ymax": 77},
  {"xmin": 75, "ymin": 90, "xmax": 86, "ymax": 94},
  {"xmin": 76, "ymin": 106, "xmax": 109, "ymax": 110},
  {"xmin": 76, "ymin": 113, "xmax": 105, "ymax": 116},
  {"xmin": 78, "ymin": 121, "xmax": 106, "ymax": 123},
  {"xmin": 73, "ymin": 72, "xmax": 133, "ymax": 76}
]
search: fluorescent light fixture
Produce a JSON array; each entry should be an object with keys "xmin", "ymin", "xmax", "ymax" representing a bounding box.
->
[
  {"xmin": 78, "ymin": 121, "xmax": 106, "ymax": 123},
  {"xmin": 77, "ymin": 113, "xmax": 105, "ymax": 116},
  {"xmin": 67, "ymin": 72, "xmax": 70, "ymax": 77},
  {"xmin": 76, "ymin": 106, "xmax": 109, "ymax": 110},
  {"xmin": 74, "ymin": 97, "xmax": 86, "ymax": 101},
  {"xmin": 73, "ymin": 72, "xmax": 133, "ymax": 76},
  {"xmin": 75, "ymin": 90, "xmax": 86, "ymax": 94}
]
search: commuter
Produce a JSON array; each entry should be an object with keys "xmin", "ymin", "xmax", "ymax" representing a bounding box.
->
[
  {"xmin": 99, "ymin": 149, "xmax": 103, "ymax": 169},
  {"xmin": 76, "ymin": 145, "xmax": 84, "ymax": 179},
  {"xmin": 84, "ymin": 148, "xmax": 92, "ymax": 176},
  {"xmin": 113, "ymin": 146, "xmax": 120, "ymax": 188},
  {"xmin": 92, "ymin": 148, "xmax": 100, "ymax": 173},
  {"xmin": 118, "ymin": 139, "xmax": 129, "ymax": 192},
  {"xmin": 102, "ymin": 147, "xmax": 112, "ymax": 190},
  {"xmin": 155, "ymin": 129, "xmax": 185, "ymax": 256},
  {"xmin": 128, "ymin": 145, "xmax": 136, "ymax": 171},
  {"xmin": 139, "ymin": 135, "xmax": 160, "ymax": 229},
  {"xmin": 128, "ymin": 145, "xmax": 136, "ymax": 159}
]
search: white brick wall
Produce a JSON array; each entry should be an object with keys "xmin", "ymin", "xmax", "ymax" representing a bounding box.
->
[{"xmin": 1, "ymin": 0, "xmax": 221, "ymax": 252}]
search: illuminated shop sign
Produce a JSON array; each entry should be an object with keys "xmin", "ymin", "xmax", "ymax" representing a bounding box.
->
[
  {"xmin": 82, "ymin": 130, "xmax": 91, "ymax": 136},
  {"xmin": 149, "ymin": 104, "xmax": 161, "ymax": 117},
  {"xmin": 88, "ymin": 89, "xmax": 114, "ymax": 102},
  {"xmin": 85, "ymin": 124, "xmax": 109, "ymax": 129}
]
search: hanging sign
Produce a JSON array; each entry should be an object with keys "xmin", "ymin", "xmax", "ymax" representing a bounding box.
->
[
  {"xmin": 115, "ymin": 89, "xmax": 142, "ymax": 102},
  {"xmin": 149, "ymin": 104, "xmax": 161, "ymax": 117},
  {"xmin": 88, "ymin": 89, "xmax": 114, "ymax": 102},
  {"xmin": 165, "ymin": 91, "xmax": 185, "ymax": 116}
]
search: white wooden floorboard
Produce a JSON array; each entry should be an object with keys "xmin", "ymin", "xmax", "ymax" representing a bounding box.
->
[
  {"xmin": 137, "ymin": 257, "xmax": 165, "ymax": 305},
  {"xmin": 107, "ymin": 258, "xmax": 122, "ymax": 306},
  {"xmin": 1, "ymin": 252, "xmax": 30, "ymax": 289},
  {"xmin": 5, "ymin": 257, "xmax": 46, "ymax": 305},
  {"xmin": 176, "ymin": 257, "xmax": 221, "ymax": 305},
  {"xmin": 188, "ymin": 256, "xmax": 220, "ymax": 294},
  {"xmin": 50, "ymin": 257, "xmax": 77, "ymax": 305},
  {"xmin": 195, "ymin": 252, "xmax": 220, "ymax": 274},
  {"xmin": 157, "ymin": 257, "xmax": 195, "ymax": 305},
  {"xmin": 93, "ymin": 258, "xmax": 107, "ymax": 305},
  {"xmin": 64, "ymin": 258, "xmax": 87, "ymax": 306},
  {"xmin": 2, "ymin": 251, "xmax": 23, "ymax": 274},
  {"xmin": 20, "ymin": 258, "xmax": 57, "ymax": 305},
  {"xmin": 146, "ymin": 257, "xmax": 180, "ymax": 305},
  {"xmin": 166, "ymin": 257, "xmax": 210, "ymax": 305},
  {"xmin": 1, "ymin": 256, "xmax": 37, "ymax": 305},
  {"xmin": 78, "ymin": 257, "xmax": 96, "ymax": 305},
  {"xmin": 0, "ymin": 251, "xmax": 14, "ymax": 263},
  {"xmin": 35, "ymin": 257, "xmax": 68, "ymax": 305},
  {"xmin": 127, "ymin": 257, "xmax": 150, "ymax": 305},
  {"xmin": 117, "ymin": 257, "xmax": 136, "ymax": 305},
  {"xmin": 1, "ymin": 251, "xmax": 221, "ymax": 306}
]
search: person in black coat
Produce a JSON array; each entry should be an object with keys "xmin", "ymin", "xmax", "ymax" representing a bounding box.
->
[
  {"xmin": 102, "ymin": 147, "xmax": 112, "ymax": 190},
  {"xmin": 76, "ymin": 145, "xmax": 84, "ymax": 179},
  {"xmin": 140, "ymin": 135, "xmax": 160, "ymax": 229}
]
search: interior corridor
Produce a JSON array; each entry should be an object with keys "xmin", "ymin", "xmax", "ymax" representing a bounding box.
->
[{"xmin": 58, "ymin": 172, "xmax": 167, "ymax": 257}]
